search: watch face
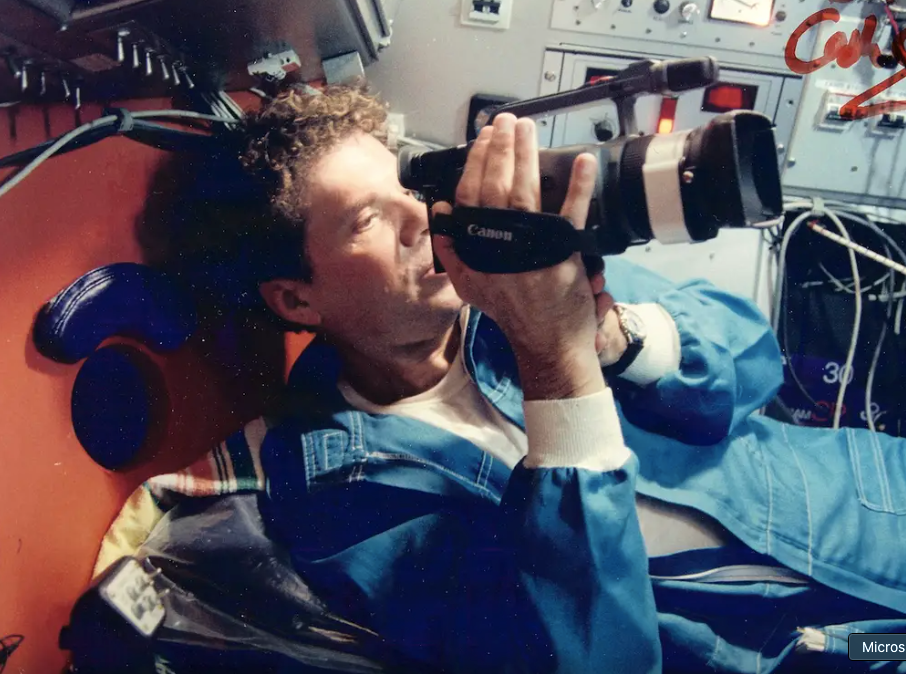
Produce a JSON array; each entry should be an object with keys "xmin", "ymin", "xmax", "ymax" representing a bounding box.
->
[
  {"xmin": 624, "ymin": 312, "xmax": 646, "ymax": 343},
  {"xmin": 709, "ymin": 0, "xmax": 773, "ymax": 26},
  {"xmin": 616, "ymin": 305, "xmax": 646, "ymax": 344}
]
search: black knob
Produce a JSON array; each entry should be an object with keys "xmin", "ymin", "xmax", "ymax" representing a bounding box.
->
[
  {"xmin": 621, "ymin": 0, "xmax": 633, "ymax": 7},
  {"xmin": 654, "ymin": 0, "xmax": 670, "ymax": 13},
  {"xmin": 593, "ymin": 120, "xmax": 616, "ymax": 142}
]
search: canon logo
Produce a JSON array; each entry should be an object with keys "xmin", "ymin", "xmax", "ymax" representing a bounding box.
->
[{"xmin": 467, "ymin": 224, "xmax": 513, "ymax": 242}]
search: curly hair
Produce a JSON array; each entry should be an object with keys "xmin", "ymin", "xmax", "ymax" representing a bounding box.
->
[{"xmin": 238, "ymin": 82, "xmax": 389, "ymax": 283}]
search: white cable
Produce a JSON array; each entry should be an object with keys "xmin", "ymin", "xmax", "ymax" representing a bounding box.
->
[
  {"xmin": 813, "ymin": 262, "xmax": 891, "ymax": 295},
  {"xmin": 819, "ymin": 210, "xmax": 862, "ymax": 429},
  {"xmin": 218, "ymin": 91, "xmax": 246, "ymax": 120},
  {"xmin": 753, "ymin": 230, "xmax": 766, "ymax": 307},
  {"xmin": 772, "ymin": 210, "xmax": 812, "ymax": 332},
  {"xmin": 774, "ymin": 201, "xmax": 862, "ymax": 429},
  {"xmin": 0, "ymin": 109, "xmax": 232, "ymax": 200},
  {"xmin": 201, "ymin": 92, "xmax": 232, "ymax": 122},
  {"xmin": 866, "ymin": 320, "xmax": 886, "ymax": 433},
  {"xmin": 806, "ymin": 221, "xmax": 906, "ymax": 278},
  {"xmin": 864, "ymin": 279, "xmax": 903, "ymax": 433},
  {"xmin": 821, "ymin": 211, "xmax": 906, "ymax": 302}
]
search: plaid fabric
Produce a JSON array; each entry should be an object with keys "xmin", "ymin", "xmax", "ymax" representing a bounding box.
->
[{"xmin": 146, "ymin": 416, "xmax": 269, "ymax": 506}]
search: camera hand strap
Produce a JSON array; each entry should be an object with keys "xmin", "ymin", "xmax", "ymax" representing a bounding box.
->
[{"xmin": 429, "ymin": 206, "xmax": 603, "ymax": 275}]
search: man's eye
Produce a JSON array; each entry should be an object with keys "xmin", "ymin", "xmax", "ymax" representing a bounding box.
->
[
  {"xmin": 352, "ymin": 213, "xmax": 378, "ymax": 233},
  {"xmin": 405, "ymin": 189, "xmax": 425, "ymax": 203}
]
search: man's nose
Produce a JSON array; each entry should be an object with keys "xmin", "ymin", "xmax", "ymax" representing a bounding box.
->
[{"xmin": 399, "ymin": 199, "xmax": 429, "ymax": 248}]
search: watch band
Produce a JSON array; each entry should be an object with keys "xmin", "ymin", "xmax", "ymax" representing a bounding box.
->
[{"xmin": 602, "ymin": 304, "xmax": 646, "ymax": 377}]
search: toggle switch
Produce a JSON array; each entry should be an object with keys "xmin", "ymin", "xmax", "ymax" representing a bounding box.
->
[
  {"xmin": 679, "ymin": 1, "xmax": 700, "ymax": 22},
  {"xmin": 878, "ymin": 112, "xmax": 906, "ymax": 129},
  {"xmin": 461, "ymin": 0, "xmax": 513, "ymax": 30}
]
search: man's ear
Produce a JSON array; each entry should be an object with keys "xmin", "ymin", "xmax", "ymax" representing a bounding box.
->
[{"xmin": 259, "ymin": 279, "xmax": 322, "ymax": 328}]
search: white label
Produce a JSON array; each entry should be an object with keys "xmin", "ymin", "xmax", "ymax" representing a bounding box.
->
[{"xmin": 101, "ymin": 559, "xmax": 165, "ymax": 637}]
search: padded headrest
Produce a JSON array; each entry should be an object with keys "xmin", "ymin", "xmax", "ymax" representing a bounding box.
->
[
  {"xmin": 33, "ymin": 263, "xmax": 197, "ymax": 470},
  {"xmin": 33, "ymin": 263, "xmax": 197, "ymax": 365},
  {"xmin": 71, "ymin": 346, "xmax": 163, "ymax": 470}
]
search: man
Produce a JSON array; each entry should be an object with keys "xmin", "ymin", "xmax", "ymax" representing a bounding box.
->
[{"xmin": 136, "ymin": 83, "xmax": 906, "ymax": 673}]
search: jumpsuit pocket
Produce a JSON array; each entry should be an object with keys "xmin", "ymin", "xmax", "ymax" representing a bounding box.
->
[{"xmin": 846, "ymin": 427, "xmax": 906, "ymax": 515}]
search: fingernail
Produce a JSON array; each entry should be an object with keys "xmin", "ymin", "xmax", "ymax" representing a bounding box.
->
[{"xmin": 496, "ymin": 114, "xmax": 516, "ymax": 132}]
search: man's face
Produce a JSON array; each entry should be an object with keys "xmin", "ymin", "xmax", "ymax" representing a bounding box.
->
[{"xmin": 299, "ymin": 133, "xmax": 463, "ymax": 348}]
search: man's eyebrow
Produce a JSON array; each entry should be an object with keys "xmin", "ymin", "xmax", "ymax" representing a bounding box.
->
[{"xmin": 340, "ymin": 194, "xmax": 379, "ymax": 222}]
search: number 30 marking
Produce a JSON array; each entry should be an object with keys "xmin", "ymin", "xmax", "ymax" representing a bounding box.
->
[{"xmin": 823, "ymin": 362, "xmax": 854, "ymax": 385}]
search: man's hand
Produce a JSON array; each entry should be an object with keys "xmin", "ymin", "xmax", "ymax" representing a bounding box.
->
[
  {"xmin": 589, "ymin": 271, "xmax": 629, "ymax": 367},
  {"xmin": 431, "ymin": 114, "xmax": 605, "ymax": 400}
]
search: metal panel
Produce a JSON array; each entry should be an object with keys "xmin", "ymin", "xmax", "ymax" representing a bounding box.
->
[
  {"xmin": 549, "ymin": 0, "xmax": 819, "ymax": 75},
  {"xmin": 781, "ymin": 8, "xmax": 906, "ymax": 209},
  {"xmin": 536, "ymin": 48, "xmax": 564, "ymax": 147},
  {"xmin": 549, "ymin": 49, "xmax": 789, "ymax": 150},
  {"xmin": 543, "ymin": 48, "xmax": 778, "ymax": 313},
  {"xmin": 0, "ymin": 0, "xmax": 391, "ymax": 104}
]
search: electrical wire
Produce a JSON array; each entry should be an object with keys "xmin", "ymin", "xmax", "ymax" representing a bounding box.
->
[
  {"xmin": 774, "ymin": 201, "xmax": 863, "ymax": 429},
  {"xmin": 812, "ymin": 261, "xmax": 892, "ymax": 295},
  {"xmin": 865, "ymin": 277, "xmax": 902, "ymax": 432},
  {"xmin": 815, "ymin": 209, "xmax": 906, "ymax": 305},
  {"xmin": 780, "ymin": 198, "xmax": 906, "ymax": 433},
  {"xmin": 807, "ymin": 221, "xmax": 906, "ymax": 278},
  {"xmin": 0, "ymin": 109, "xmax": 233, "ymax": 201},
  {"xmin": 805, "ymin": 203, "xmax": 906, "ymax": 433},
  {"xmin": 776, "ymin": 213, "xmax": 823, "ymax": 411}
]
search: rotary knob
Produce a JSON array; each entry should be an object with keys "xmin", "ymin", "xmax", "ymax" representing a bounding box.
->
[
  {"xmin": 593, "ymin": 119, "xmax": 616, "ymax": 142},
  {"xmin": 679, "ymin": 1, "xmax": 700, "ymax": 21},
  {"xmin": 653, "ymin": 0, "xmax": 670, "ymax": 14}
]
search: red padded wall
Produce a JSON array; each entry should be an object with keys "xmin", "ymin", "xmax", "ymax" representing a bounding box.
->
[{"xmin": 0, "ymin": 96, "xmax": 311, "ymax": 673}]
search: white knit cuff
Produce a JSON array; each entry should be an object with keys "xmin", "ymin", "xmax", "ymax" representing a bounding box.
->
[
  {"xmin": 523, "ymin": 388, "xmax": 630, "ymax": 472},
  {"xmin": 616, "ymin": 303, "xmax": 682, "ymax": 386}
]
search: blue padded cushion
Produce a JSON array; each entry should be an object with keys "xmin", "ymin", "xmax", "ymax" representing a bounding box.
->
[
  {"xmin": 34, "ymin": 263, "xmax": 197, "ymax": 364},
  {"xmin": 71, "ymin": 346, "xmax": 156, "ymax": 470}
]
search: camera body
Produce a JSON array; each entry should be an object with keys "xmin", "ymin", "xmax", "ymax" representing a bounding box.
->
[{"xmin": 398, "ymin": 57, "xmax": 783, "ymax": 274}]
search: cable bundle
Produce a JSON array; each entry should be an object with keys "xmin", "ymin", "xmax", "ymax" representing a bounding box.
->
[{"xmin": 770, "ymin": 197, "xmax": 906, "ymax": 433}]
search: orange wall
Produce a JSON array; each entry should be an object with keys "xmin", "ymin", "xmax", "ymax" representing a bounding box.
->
[{"xmin": 0, "ymin": 98, "xmax": 309, "ymax": 673}]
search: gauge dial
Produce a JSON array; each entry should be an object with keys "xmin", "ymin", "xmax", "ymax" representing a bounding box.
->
[{"xmin": 709, "ymin": 0, "xmax": 773, "ymax": 26}]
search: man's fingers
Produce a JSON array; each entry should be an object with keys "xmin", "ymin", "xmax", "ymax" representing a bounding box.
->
[
  {"xmin": 559, "ymin": 153, "xmax": 599, "ymax": 231},
  {"xmin": 595, "ymin": 291, "xmax": 615, "ymax": 321},
  {"xmin": 431, "ymin": 201, "xmax": 452, "ymax": 217},
  {"xmin": 430, "ymin": 203, "xmax": 465, "ymax": 276},
  {"xmin": 590, "ymin": 271, "xmax": 605, "ymax": 296},
  {"xmin": 479, "ymin": 114, "xmax": 517, "ymax": 208},
  {"xmin": 432, "ymin": 234, "xmax": 467, "ymax": 283},
  {"xmin": 511, "ymin": 118, "xmax": 541, "ymax": 212},
  {"xmin": 456, "ymin": 126, "xmax": 493, "ymax": 207}
]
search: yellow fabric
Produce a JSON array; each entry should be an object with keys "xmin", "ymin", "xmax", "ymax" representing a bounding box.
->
[{"xmin": 92, "ymin": 484, "xmax": 164, "ymax": 579}]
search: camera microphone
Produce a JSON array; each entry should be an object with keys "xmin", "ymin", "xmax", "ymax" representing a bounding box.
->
[{"xmin": 398, "ymin": 58, "xmax": 783, "ymax": 275}]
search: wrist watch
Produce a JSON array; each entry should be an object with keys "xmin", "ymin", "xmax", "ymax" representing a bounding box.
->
[{"xmin": 603, "ymin": 304, "xmax": 646, "ymax": 377}]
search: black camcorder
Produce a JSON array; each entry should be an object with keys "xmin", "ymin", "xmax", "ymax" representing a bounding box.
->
[{"xmin": 398, "ymin": 57, "xmax": 783, "ymax": 276}]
